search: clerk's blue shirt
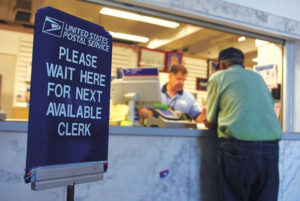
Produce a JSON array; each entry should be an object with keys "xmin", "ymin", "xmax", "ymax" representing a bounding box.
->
[{"xmin": 161, "ymin": 84, "xmax": 201, "ymax": 119}]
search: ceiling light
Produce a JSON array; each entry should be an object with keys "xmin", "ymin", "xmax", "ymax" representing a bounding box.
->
[
  {"xmin": 255, "ymin": 39, "xmax": 269, "ymax": 47},
  {"xmin": 100, "ymin": 8, "xmax": 179, "ymax": 28},
  {"xmin": 252, "ymin": 58, "xmax": 259, "ymax": 62},
  {"xmin": 100, "ymin": 8, "xmax": 140, "ymax": 20},
  {"xmin": 109, "ymin": 31, "xmax": 149, "ymax": 43},
  {"xmin": 147, "ymin": 25, "xmax": 201, "ymax": 49},
  {"xmin": 238, "ymin": 36, "xmax": 246, "ymax": 42},
  {"xmin": 138, "ymin": 15, "xmax": 179, "ymax": 28}
]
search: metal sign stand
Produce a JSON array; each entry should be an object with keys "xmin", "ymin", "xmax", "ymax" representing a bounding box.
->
[
  {"xmin": 67, "ymin": 184, "xmax": 75, "ymax": 201},
  {"xmin": 26, "ymin": 7, "xmax": 111, "ymax": 201},
  {"xmin": 31, "ymin": 162, "xmax": 104, "ymax": 201}
]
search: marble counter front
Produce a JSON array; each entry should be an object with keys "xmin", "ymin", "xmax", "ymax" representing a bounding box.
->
[{"xmin": 0, "ymin": 121, "xmax": 300, "ymax": 201}]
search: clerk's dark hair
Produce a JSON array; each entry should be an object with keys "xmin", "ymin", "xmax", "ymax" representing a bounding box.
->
[{"xmin": 170, "ymin": 64, "xmax": 188, "ymax": 75}]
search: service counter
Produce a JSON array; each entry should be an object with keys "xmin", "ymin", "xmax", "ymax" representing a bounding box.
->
[{"xmin": 0, "ymin": 121, "xmax": 300, "ymax": 201}]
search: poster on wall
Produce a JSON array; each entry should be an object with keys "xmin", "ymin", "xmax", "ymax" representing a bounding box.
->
[
  {"xmin": 196, "ymin": 77, "xmax": 208, "ymax": 91},
  {"xmin": 166, "ymin": 52, "xmax": 182, "ymax": 72},
  {"xmin": 207, "ymin": 59, "xmax": 218, "ymax": 78},
  {"xmin": 253, "ymin": 64, "xmax": 277, "ymax": 89},
  {"xmin": 25, "ymin": 7, "xmax": 112, "ymax": 183},
  {"xmin": 138, "ymin": 48, "xmax": 165, "ymax": 71}
]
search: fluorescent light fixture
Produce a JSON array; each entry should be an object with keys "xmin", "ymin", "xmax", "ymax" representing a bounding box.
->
[
  {"xmin": 139, "ymin": 15, "xmax": 179, "ymax": 28},
  {"xmin": 255, "ymin": 39, "xmax": 269, "ymax": 47},
  {"xmin": 252, "ymin": 58, "xmax": 259, "ymax": 62},
  {"xmin": 100, "ymin": 8, "xmax": 179, "ymax": 28},
  {"xmin": 100, "ymin": 8, "xmax": 140, "ymax": 20},
  {"xmin": 109, "ymin": 31, "xmax": 149, "ymax": 43},
  {"xmin": 238, "ymin": 36, "xmax": 246, "ymax": 42},
  {"xmin": 147, "ymin": 25, "xmax": 201, "ymax": 49}
]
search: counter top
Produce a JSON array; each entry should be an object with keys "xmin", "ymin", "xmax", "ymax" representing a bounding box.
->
[
  {"xmin": 0, "ymin": 121, "xmax": 299, "ymax": 140},
  {"xmin": 0, "ymin": 121, "xmax": 214, "ymax": 137}
]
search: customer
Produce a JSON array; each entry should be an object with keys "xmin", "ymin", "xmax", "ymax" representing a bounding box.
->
[
  {"xmin": 205, "ymin": 47, "xmax": 282, "ymax": 201},
  {"xmin": 161, "ymin": 64, "xmax": 203, "ymax": 122}
]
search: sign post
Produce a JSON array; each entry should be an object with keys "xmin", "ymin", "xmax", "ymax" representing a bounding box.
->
[
  {"xmin": 67, "ymin": 184, "xmax": 75, "ymax": 201},
  {"xmin": 24, "ymin": 7, "xmax": 112, "ymax": 199}
]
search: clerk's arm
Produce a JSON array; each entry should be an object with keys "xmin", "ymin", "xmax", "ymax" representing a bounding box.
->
[{"xmin": 187, "ymin": 96, "xmax": 205, "ymax": 123}]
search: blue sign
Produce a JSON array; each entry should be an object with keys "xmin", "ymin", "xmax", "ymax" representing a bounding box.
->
[
  {"xmin": 254, "ymin": 64, "xmax": 274, "ymax": 71},
  {"xmin": 25, "ymin": 7, "xmax": 112, "ymax": 182},
  {"xmin": 123, "ymin": 68, "xmax": 159, "ymax": 77}
]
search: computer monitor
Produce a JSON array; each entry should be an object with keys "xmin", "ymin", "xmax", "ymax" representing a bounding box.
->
[
  {"xmin": 111, "ymin": 68, "xmax": 162, "ymax": 104},
  {"xmin": 111, "ymin": 68, "xmax": 162, "ymax": 122}
]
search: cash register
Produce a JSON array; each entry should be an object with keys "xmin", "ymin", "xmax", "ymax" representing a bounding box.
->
[{"xmin": 141, "ymin": 104, "xmax": 197, "ymax": 128}]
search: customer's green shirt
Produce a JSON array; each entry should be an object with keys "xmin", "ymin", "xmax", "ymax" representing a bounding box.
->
[{"xmin": 206, "ymin": 65, "xmax": 282, "ymax": 141}]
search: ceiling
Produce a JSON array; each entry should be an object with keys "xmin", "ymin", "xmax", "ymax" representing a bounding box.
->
[{"xmin": 0, "ymin": 0, "xmax": 262, "ymax": 66}]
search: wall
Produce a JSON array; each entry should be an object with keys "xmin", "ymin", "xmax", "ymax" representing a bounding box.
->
[
  {"xmin": 0, "ymin": 29, "xmax": 33, "ymax": 117},
  {"xmin": 0, "ymin": 28, "xmax": 33, "ymax": 112},
  {"xmin": 183, "ymin": 56, "xmax": 207, "ymax": 107},
  {"xmin": 0, "ymin": 29, "xmax": 20, "ymax": 54},
  {"xmin": 112, "ymin": 0, "xmax": 300, "ymax": 39},
  {"xmin": 0, "ymin": 54, "xmax": 17, "ymax": 118},
  {"xmin": 222, "ymin": 0, "xmax": 300, "ymax": 22},
  {"xmin": 293, "ymin": 41, "xmax": 300, "ymax": 132},
  {"xmin": 111, "ymin": 44, "xmax": 139, "ymax": 77}
]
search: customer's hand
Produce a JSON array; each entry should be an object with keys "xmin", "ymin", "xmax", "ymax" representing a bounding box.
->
[
  {"xmin": 195, "ymin": 107, "xmax": 207, "ymax": 123},
  {"xmin": 139, "ymin": 108, "xmax": 153, "ymax": 118}
]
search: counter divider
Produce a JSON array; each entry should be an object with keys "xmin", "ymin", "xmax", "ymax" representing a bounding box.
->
[{"xmin": 0, "ymin": 121, "xmax": 299, "ymax": 140}]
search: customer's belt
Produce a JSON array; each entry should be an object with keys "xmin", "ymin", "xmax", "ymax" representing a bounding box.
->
[{"xmin": 220, "ymin": 137, "xmax": 279, "ymax": 144}]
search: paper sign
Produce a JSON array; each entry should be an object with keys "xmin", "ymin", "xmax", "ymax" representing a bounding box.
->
[{"xmin": 253, "ymin": 64, "xmax": 277, "ymax": 89}]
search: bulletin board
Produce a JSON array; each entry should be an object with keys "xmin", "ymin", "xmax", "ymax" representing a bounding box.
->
[{"xmin": 138, "ymin": 48, "xmax": 165, "ymax": 71}]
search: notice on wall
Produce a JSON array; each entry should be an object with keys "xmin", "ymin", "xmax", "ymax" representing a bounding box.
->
[
  {"xmin": 25, "ymin": 7, "xmax": 112, "ymax": 181},
  {"xmin": 253, "ymin": 64, "xmax": 277, "ymax": 89}
]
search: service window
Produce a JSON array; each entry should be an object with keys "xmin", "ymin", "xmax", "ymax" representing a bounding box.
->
[{"xmin": 0, "ymin": 0, "xmax": 283, "ymax": 125}]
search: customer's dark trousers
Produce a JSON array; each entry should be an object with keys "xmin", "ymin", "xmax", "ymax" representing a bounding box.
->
[{"xmin": 218, "ymin": 138, "xmax": 279, "ymax": 201}]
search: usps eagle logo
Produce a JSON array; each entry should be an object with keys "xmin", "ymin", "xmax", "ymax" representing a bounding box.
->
[{"xmin": 42, "ymin": 16, "xmax": 64, "ymax": 37}]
